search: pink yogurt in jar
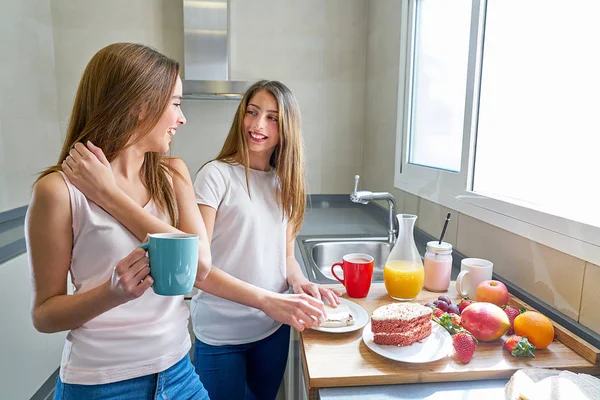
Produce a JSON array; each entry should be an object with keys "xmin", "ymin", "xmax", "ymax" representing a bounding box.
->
[{"xmin": 423, "ymin": 241, "xmax": 453, "ymax": 292}]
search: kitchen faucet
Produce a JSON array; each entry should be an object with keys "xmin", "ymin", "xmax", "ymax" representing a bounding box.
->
[{"xmin": 350, "ymin": 175, "xmax": 397, "ymax": 244}]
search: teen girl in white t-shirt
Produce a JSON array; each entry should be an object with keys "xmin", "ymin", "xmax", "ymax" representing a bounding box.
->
[{"xmin": 191, "ymin": 80, "xmax": 341, "ymax": 400}]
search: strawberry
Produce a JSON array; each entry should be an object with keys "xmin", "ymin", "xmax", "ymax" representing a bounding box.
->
[
  {"xmin": 502, "ymin": 305, "xmax": 525, "ymax": 335},
  {"xmin": 504, "ymin": 335, "xmax": 536, "ymax": 357},
  {"xmin": 435, "ymin": 314, "xmax": 477, "ymax": 363},
  {"xmin": 458, "ymin": 298, "xmax": 474, "ymax": 313},
  {"xmin": 432, "ymin": 308, "xmax": 445, "ymax": 318},
  {"xmin": 453, "ymin": 332, "xmax": 477, "ymax": 363}
]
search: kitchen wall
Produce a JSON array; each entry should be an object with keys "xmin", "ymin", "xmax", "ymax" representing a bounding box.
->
[
  {"xmin": 49, "ymin": 0, "xmax": 367, "ymax": 193},
  {"xmin": 178, "ymin": 0, "xmax": 368, "ymax": 190},
  {"xmin": 233, "ymin": 0, "xmax": 366, "ymax": 195},
  {"xmin": 0, "ymin": 2, "xmax": 67, "ymax": 398},
  {"xmin": 362, "ymin": 0, "xmax": 600, "ymax": 336},
  {"xmin": 362, "ymin": 0, "xmax": 403, "ymax": 207},
  {"xmin": 3, "ymin": 0, "xmax": 368, "ymax": 208},
  {"xmin": 0, "ymin": 0, "xmax": 62, "ymax": 213},
  {"xmin": 50, "ymin": 0, "xmax": 185, "ymax": 134}
]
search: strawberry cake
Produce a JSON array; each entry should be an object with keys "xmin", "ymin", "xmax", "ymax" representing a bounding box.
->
[{"xmin": 371, "ymin": 302, "xmax": 432, "ymax": 346}]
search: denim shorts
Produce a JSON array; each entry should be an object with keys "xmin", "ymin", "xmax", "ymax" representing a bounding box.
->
[{"xmin": 53, "ymin": 354, "xmax": 209, "ymax": 400}]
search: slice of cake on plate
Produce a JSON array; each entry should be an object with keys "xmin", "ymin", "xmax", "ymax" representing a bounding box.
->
[
  {"xmin": 320, "ymin": 303, "xmax": 355, "ymax": 328},
  {"xmin": 371, "ymin": 303, "xmax": 432, "ymax": 346}
]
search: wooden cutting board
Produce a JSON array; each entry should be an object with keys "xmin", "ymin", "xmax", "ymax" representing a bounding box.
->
[{"xmin": 300, "ymin": 283, "xmax": 600, "ymax": 397}]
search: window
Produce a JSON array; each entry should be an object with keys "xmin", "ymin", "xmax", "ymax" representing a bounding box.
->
[
  {"xmin": 395, "ymin": 0, "xmax": 600, "ymax": 265},
  {"xmin": 408, "ymin": 0, "xmax": 471, "ymax": 172},
  {"xmin": 474, "ymin": 0, "xmax": 600, "ymax": 229}
]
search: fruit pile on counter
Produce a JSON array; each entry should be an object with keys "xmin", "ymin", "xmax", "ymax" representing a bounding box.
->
[{"xmin": 422, "ymin": 279, "xmax": 554, "ymax": 364}]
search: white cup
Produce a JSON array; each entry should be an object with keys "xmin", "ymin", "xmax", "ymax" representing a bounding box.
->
[{"xmin": 455, "ymin": 258, "xmax": 493, "ymax": 299}]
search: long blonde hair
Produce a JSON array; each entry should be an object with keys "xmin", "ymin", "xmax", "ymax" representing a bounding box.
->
[
  {"xmin": 38, "ymin": 42, "xmax": 180, "ymax": 226},
  {"xmin": 215, "ymin": 80, "xmax": 306, "ymax": 236}
]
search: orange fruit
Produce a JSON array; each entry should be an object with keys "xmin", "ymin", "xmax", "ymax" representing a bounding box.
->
[{"xmin": 513, "ymin": 311, "xmax": 554, "ymax": 349}]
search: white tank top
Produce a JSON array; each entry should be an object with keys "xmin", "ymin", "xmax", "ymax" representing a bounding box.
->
[{"xmin": 58, "ymin": 172, "xmax": 191, "ymax": 384}]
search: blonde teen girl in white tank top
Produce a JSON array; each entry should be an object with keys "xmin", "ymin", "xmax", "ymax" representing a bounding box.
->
[
  {"xmin": 27, "ymin": 43, "xmax": 211, "ymax": 399},
  {"xmin": 32, "ymin": 50, "xmax": 329, "ymax": 400}
]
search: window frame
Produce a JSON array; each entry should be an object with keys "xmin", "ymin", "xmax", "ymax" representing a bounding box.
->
[{"xmin": 394, "ymin": 0, "xmax": 600, "ymax": 266}]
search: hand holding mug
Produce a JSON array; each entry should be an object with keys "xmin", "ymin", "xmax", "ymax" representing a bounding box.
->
[
  {"xmin": 108, "ymin": 247, "xmax": 153, "ymax": 304},
  {"xmin": 139, "ymin": 233, "xmax": 199, "ymax": 296}
]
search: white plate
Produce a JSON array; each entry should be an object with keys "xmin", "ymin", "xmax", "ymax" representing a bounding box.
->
[
  {"xmin": 362, "ymin": 320, "xmax": 453, "ymax": 363},
  {"xmin": 310, "ymin": 298, "xmax": 369, "ymax": 333}
]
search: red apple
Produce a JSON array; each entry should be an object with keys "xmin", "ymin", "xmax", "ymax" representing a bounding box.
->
[{"xmin": 476, "ymin": 280, "xmax": 509, "ymax": 307}]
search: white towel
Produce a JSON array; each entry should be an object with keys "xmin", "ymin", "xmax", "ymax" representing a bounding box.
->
[{"xmin": 505, "ymin": 368, "xmax": 600, "ymax": 400}]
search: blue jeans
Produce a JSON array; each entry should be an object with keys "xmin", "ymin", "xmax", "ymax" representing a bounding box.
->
[
  {"xmin": 53, "ymin": 354, "xmax": 209, "ymax": 400},
  {"xmin": 193, "ymin": 325, "xmax": 290, "ymax": 400}
]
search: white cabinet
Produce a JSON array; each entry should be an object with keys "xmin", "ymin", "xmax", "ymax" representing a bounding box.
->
[
  {"xmin": 0, "ymin": 254, "xmax": 67, "ymax": 399},
  {"xmin": 284, "ymin": 328, "xmax": 308, "ymax": 400}
]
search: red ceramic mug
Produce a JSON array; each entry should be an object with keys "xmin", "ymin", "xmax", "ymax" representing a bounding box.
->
[{"xmin": 331, "ymin": 253, "xmax": 374, "ymax": 298}]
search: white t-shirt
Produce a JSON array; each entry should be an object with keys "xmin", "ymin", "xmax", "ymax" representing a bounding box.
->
[{"xmin": 191, "ymin": 161, "xmax": 289, "ymax": 345}]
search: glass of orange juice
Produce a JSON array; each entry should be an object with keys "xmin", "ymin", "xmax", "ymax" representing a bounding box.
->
[{"xmin": 383, "ymin": 260, "xmax": 425, "ymax": 301}]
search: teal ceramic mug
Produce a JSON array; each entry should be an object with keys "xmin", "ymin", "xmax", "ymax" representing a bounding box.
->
[{"xmin": 139, "ymin": 233, "xmax": 199, "ymax": 296}]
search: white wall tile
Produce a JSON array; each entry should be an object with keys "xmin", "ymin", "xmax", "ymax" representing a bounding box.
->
[
  {"xmin": 50, "ymin": 0, "xmax": 185, "ymax": 123},
  {"xmin": 417, "ymin": 198, "xmax": 458, "ymax": 246},
  {"xmin": 456, "ymin": 213, "xmax": 585, "ymax": 320},
  {"xmin": 401, "ymin": 190, "xmax": 420, "ymax": 217},
  {"xmin": 361, "ymin": 0, "xmax": 401, "ymax": 193},
  {"xmin": 0, "ymin": 3, "xmax": 64, "ymax": 398},
  {"xmin": 305, "ymin": 167, "xmax": 323, "ymax": 195},
  {"xmin": 580, "ymin": 262, "xmax": 600, "ymax": 334},
  {"xmin": 229, "ymin": 0, "xmax": 367, "ymax": 192},
  {"xmin": 0, "ymin": 119, "xmax": 62, "ymax": 209},
  {"xmin": 172, "ymin": 100, "xmax": 240, "ymax": 176},
  {"xmin": 0, "ymin": 0, "xmax": 61, "ymax": 212},
  {"xmin": 321, "ymin": 166, "xmax": 361, "ymax": 195}
]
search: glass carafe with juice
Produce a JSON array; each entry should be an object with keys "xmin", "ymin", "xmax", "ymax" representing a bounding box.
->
[{"xmin": 384, "ymin": 214, "xmax": 424, "ymax": 301}]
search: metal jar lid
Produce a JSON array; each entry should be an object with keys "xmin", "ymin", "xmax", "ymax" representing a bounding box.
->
[{"xmin": 426, "ymin": 241, "xmax": 453, "ymax": 255}]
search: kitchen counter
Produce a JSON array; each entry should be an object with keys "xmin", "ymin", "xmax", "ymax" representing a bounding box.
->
[
  {"xmin": 294, "ymin": 195, "xmax": 598, "ymax": 400},
  {"xmin": 294, "ymin": 196, "xmax": 510, "ymax": 400},
  {"xmin": 318, "ymin": 379, "xmax": 508, "ymax": 400}
]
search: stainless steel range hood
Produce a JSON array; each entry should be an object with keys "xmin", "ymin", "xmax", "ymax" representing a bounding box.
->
[{"xmin": 182, "ymin": 0, "xmax": 251, "ymax": 100}]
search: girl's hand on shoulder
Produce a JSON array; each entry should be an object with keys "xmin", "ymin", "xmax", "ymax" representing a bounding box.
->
[
  {"xmin": 262, "ymin": 292, "xmax": 326, "ymax": 332},
  {"xmin": 62, "ymin": 141, "xmax": 118, "ymax": 206},
  {"xmin": 291, "ymin": 277, "xmax": 342, "ymax": 308},
  {"xmin": 107, "ymin": 247, "xmax": 153, "ymax": 304}
]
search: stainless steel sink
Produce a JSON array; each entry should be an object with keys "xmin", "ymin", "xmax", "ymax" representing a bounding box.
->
[{"xmin": 297, "ymin": 235, "xmax": 392, "ymax": 284}]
